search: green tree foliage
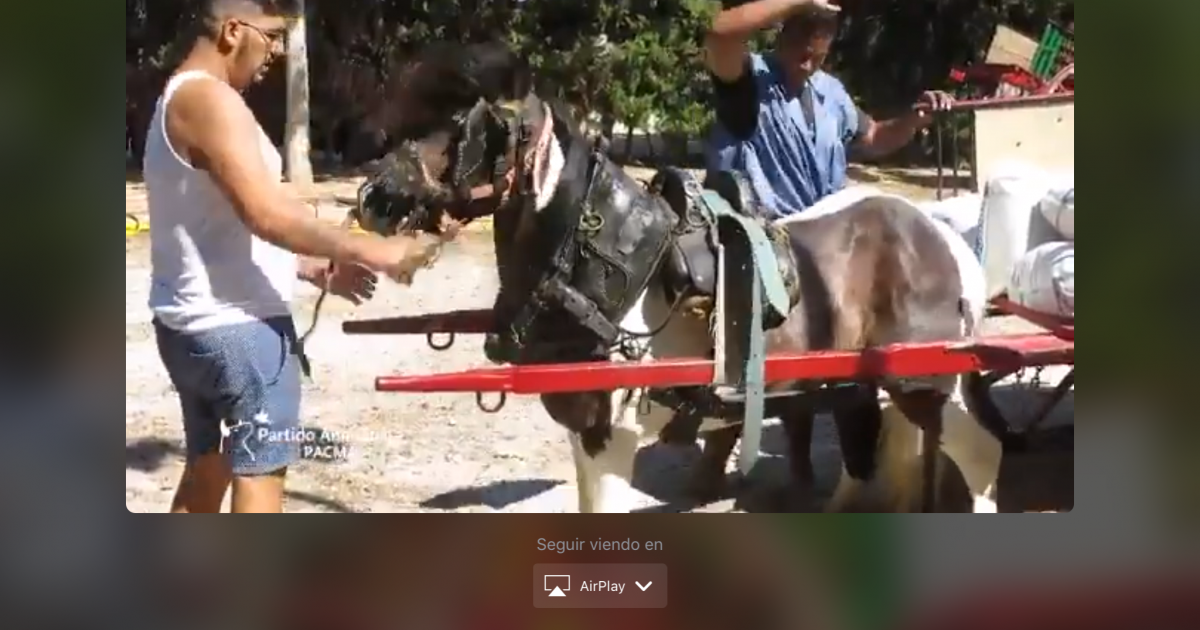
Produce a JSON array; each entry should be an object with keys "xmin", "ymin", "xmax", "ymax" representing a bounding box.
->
[{"xmin": 126, "ymin": 0, "xmax": 1072, "ymax": 163}]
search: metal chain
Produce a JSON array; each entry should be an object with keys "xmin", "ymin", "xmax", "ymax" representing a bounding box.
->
[{"xmin": 1030, "ymin": 366, "xmax": 1046, "ymax": 390}]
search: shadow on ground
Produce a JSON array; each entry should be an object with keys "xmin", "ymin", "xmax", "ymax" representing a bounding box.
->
[
  {"xmin": 420, "ymin": 479, "xmax": 565, "ymax": 511},
  {"xmin": 124, "ymin": 437, "xmax": 354, "ymax": 513},
  {"xmin": 630, "ymin": 380, "xmax": 1072, "ymax": 513}
]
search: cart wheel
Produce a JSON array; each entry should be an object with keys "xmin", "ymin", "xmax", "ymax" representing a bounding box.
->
[{"xmin": 963, "ymin": 372, "xmax": 1029, "ymax": 452}]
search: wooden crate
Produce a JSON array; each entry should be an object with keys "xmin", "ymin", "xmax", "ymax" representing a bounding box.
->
[{"xmin": 985, "ymin": 25, "xmax": 1039, "ymax": 71}]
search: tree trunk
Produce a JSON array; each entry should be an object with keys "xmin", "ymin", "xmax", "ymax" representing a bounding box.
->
[{"xmin": 284, "ymin": 4, "xmax": 313, "ymax": 185}]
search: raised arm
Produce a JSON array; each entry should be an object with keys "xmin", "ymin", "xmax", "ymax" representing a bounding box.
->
[{"xmin": 704, "ymin": 0, "xmax": 837, "ymax": 82}]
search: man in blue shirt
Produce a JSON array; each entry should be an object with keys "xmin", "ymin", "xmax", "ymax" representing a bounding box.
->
[{"xmin": 704, "ymin": 0, "xmax": 953, "ymax": 217}]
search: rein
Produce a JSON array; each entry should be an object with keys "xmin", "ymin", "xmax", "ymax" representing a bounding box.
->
[{"xmin": 295, "ymin": 200, "xmax": 361, "ymax": 380}]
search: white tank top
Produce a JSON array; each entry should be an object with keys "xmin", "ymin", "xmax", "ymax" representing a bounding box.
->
[{"xmin": 144, "ymin": 70, "xmax": 297, "ymax": 332}]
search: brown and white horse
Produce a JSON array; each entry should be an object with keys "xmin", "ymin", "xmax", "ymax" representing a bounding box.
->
[
  {"xmin": 352, "ymin": 42, "xmax": 1003, "ymax": 513},
  {"xmin": 532, "ymin": 183, "xmax": 1001, "ymax": 513}
]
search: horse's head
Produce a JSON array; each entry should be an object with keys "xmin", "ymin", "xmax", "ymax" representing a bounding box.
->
[
  {"xmin": 406, "ymin": 92, "xmax": 566, "ymax": 366},
  {"xmin": 347, "ymin": 42, "xmax": 539, "ymax": 238}
]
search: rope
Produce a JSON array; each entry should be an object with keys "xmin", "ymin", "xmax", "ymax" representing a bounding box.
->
[{"xmin": 295, "ymin": 195, "xmax": 361, "ymax": 379}]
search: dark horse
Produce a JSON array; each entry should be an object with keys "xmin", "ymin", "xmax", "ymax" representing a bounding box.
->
[{"xmin": 349, "ymin": 41, "xmax": 1003, "ymax": 513}]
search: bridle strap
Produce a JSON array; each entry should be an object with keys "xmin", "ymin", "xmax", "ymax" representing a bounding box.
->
[{"xmin": 460, "ymin": 102, "xmax": 555, "ymax": 213}]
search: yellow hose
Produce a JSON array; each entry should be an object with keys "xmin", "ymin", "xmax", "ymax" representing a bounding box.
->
[{"xmin": 126, "ymin": 214, "xmax": 148, "ymax": 237}]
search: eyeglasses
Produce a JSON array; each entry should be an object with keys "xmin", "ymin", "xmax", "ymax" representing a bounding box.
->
[{"xmin": 235, "ymin": 20, "xmax": 287, "ymax": 46}]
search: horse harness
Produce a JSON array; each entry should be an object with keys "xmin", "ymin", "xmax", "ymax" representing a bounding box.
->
[
  {"xmin": 477, "ymin": 101, "xmax": 804, "ymax": 454},
  {"xmin": 484, "ymin": 102, "xmax": 685, "ymax": 365},
  {"xmin": 340, "ymin": 96, "xmax": 806, "ymax": 456}
]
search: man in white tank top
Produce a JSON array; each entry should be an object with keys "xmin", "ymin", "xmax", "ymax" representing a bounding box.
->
[{"xmin": 143, "ymin": 0, "xmax": 444, "ymax": 513}]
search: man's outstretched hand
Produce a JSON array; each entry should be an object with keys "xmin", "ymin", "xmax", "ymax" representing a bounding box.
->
[
  {"xmin": 358, "ymin": 232, "xmax": 448, "ymax": 286},
  {"xmin": 301, "ymin": 261, "xmax": 379, "ymax": 305},
  {"xmin": 326, "ymin": 264, "xmax": 379, "ymax": 305}
]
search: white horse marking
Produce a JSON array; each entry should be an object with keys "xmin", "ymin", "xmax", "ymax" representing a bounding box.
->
[{"xmin": 570, "ymin": 282, "xmax": 728, "ymax": 513}]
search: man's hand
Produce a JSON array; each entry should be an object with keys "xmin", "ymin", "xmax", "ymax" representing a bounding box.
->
[
  {"xmin": 910, "ymin": 90, "xmax": 955, "ymax": 128},
  {"xmin": 359, "ymin": 232, "xmax": 447, "ymax": 285},
  {"xmin": 300, "ymin": 260, "xmax": 379, "ymax": 305},
  {"xmin": 707, "ymin": 0, "xmax": 840, "ymax": 82}
]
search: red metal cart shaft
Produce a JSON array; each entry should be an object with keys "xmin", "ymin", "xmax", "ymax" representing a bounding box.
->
[{"xmin": 375, "ymin": 333, "xmax": 1072, "ymax": 394}]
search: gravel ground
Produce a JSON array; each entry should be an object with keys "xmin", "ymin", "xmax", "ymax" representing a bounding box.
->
[{"xmin": 125, "ymin": 169, "xmax": 1072, "ymax": 513}]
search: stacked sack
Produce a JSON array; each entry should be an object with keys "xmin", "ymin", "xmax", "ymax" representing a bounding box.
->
[
  {"xmin": 976, "ymin": 162, "xmax": 1074, "ymax": 317},
  {"xmin": 1010, "ymin": 181, "xmax": 1073, "ymax": 316}
]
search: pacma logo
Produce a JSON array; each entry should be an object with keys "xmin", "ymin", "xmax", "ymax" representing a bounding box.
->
[
  {"xmin": 219, "ymin": 411, "xmax": 272, "ymax": 462},
  {"xmin": 219, "ymin": 415, "xmax": 351, "ymax": 463}
]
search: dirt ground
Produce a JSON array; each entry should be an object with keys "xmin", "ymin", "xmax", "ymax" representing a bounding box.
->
[{"xmin": 125, "ymin": 166, "xmax": 1071, "ymax": 513}]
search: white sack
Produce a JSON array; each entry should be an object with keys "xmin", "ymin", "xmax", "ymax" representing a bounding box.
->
[
  {"xmin": 1037, "ymin": 175, "xmax": 1075, "ymax": 240},
  {"xmin": 977, "ymin": 161, "xmax": 1065, "ymax": 297},
  {"xmin": 920, "ymin": 192, "xmax": 983, "ymax": 237},
  {"xmin": 1008, "ymin": 241, "xmax": 1074, "ymax": 317}
]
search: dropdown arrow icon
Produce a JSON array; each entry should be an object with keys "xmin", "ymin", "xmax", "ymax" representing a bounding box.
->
[{"xmin": 635, "ymin": 581, "xmax": 651, "ymax": 591}]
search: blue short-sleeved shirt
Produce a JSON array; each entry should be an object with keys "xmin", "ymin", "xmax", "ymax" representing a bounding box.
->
[{"xmin": 706, "ymin": 53, "xmax": 865, "ymax": 217}]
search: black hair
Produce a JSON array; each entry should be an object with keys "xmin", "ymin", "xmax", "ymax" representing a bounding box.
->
[
  {"xmin": 202, "ymin": 0, "xmax": 301, "ymax": 18},
  {"xmin": 780, "ymin": 5, "xmax": 840, "ymax": 41},
  {"xmin": 191, "ymin": 0, "xmax": 300, "ymax": 38}
]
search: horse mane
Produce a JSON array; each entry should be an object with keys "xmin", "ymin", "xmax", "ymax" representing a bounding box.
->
[{"xmin": 378, "ymin": 40, "xmax": 535, "ymax": 143}]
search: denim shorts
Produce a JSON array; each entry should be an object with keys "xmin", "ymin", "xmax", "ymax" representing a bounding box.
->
[{"xmin": 153, "ymin": 317, "xmax": 302, "ymax": 476}]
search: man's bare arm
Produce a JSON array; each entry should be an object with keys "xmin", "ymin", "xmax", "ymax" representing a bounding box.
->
[
  {"xmin": 170, "ymin": 80, "xmax": 385, "ymax": 267},
  {"xmin": 705, "ymin": 0, "xmax": 834, "ymax": 81},
  {"xmin": 852, "ymin": 111, "xmax": 925, "ymax": 159},
  {"xmin": 852, "ymin": 91, "xmax": 952, "ymax": 159}
]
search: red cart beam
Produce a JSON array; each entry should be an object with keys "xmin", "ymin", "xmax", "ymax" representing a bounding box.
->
[
  {"xmin": 990, "ymin": 295, "xmax": 1074, "ymax": 341},
  {"xmin": 375, "ymin": 333, "xmax": 1072, "ymax": 394},
  {"xmin": 342, "ymin": 308, "xmax": 495, "ymax": 335}
]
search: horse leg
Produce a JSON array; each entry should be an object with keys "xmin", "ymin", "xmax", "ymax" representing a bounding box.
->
[
  {"xmin": 887, "ymin": 388, "xmax": 949, "ymax": 512},
  {"xmin": 568, "ymin": 424, "xmax": 641, "ymax": 513},
  {"xmin": 886, "ymin": 385, "xmax": 1002, "ymax": 513},
  {"xmin": 826, "ymin": 384, "xmax": 884, "ymax": 512},
  {"xmin": 546, "ymin": 391, "xmax": 641, "ymax": 514},
  {"xmin": 941, "ymin": 384, "xmax": 1002, "ymax": 512},
  {"xmin": 569, "ymin": 434, "xmax": 596, "ymax": 512},
  {"xmin": 691, "ymin": 424, "xmax": 739, "ymax": 501},
  {"xmin": 779, "ymin": 397, "xmax": 817, "ymax": 506}
]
